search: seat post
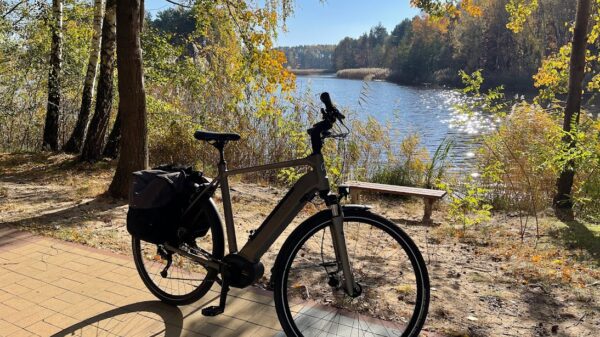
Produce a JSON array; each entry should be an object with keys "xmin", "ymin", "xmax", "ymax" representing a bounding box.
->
[
  {"xmin": 214, "ymin": 141, "xmax": 227, "ymax": 166},
  {"xmin": 214, "ymin": 140, "xmax": 238, "ymax": 253}
]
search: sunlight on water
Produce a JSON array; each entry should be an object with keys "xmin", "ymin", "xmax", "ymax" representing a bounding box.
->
[{"xmin": 294, "ymin": 75, "xmax": 497, "ymax": 173}]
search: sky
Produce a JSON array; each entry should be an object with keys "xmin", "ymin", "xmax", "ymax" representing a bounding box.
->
[
  {"xmin": 275, "ymin": 0, "xmax": 420, "ymax": 46},
  {"xmin": 145, "ymin": 0, "xmax": 421, "ymax": 47}
]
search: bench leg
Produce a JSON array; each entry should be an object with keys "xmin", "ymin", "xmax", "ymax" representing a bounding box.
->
[
  {"xmin": 423, "ymin": 198, "xmax": 434, "ymax": 225},
  {"xmin": 350, "ymin": 189, "xmax": 361, "ymax": 204}
]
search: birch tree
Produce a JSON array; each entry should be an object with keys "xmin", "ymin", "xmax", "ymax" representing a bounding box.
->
[
  {"xmin": 80, "ymin": 0, "xmax": 116, "ymax": 162},
  {"xmin": 42, "ymin": 0, "xmax": 63, "ymax": 151},
  {"xmin": 63, "ymin": 0, "xmax": 105, "ymax": 153}
]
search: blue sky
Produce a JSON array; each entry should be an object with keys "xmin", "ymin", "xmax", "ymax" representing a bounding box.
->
[{"xmin": 145, "ymin": 0, "xmax": 421, "ymax": 46}]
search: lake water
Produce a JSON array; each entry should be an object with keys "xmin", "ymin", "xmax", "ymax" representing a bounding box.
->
[{"xmin": 295, "ymin": 75, "xmax": 495, "ymax": 173}]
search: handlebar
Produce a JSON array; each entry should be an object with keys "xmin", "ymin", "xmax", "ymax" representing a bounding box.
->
[
  {"xmin": 319, "ymin": 92, "xmax": 345, "ymax": 123},
  {"xmin": 308, "ymin": 92, "xmax": 348, "ymax": 154},
  {"xmin": 320, "ymin": 92, "xmax": 335, "ymax": 112}
]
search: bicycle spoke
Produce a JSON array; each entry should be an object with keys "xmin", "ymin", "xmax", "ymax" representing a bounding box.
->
[
  {"xmin": 277, "ymin": 213, "xmax": 428, "ymax": 337},
  {"xmin": 133, "ymin": 224, "xmax": 221, "ymax": 304}
]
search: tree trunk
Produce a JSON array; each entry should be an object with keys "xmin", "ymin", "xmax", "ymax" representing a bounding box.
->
[
  {"xmin": 108, "ymin": 0, "xmax": 148, "ymax": 198},
  {"xmin": 553, "ymin": 0, "xmax": 592, "ymax": 219},
  {"xmin": 42, "ymin": 0, "xmax": 63, "ymax": 151},
  {"xmin": 63, "ymin": 0, "xmax": 105, "ymax": 154},
  {"xmin": 103, "ymin": 108, "xmax": 121, "ymax": 158},
  {"xmin": 80, "ymin": 0, "xmax": 116, "ymax": 162}
]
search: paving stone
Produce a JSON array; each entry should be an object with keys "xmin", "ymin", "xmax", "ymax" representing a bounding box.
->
[
  {"xmin": 0, "ymin": 319, "xmax": 22, "ymax": 336},
  {"xmin": 43, "ymin": 312, "xmax": 80, "ymax": 329},
  {"xmin": 12, "ymin": 309, "xmax": 54, "ymax": 329},
  {"xmin": 0, "ymin": 231, "xmax": 286, "ymax": 337},
  {"xmin": 26, "ymin": 321, "xmax": 62, "ymax": 336},
  {"xmin": 39, "ymin": 297, "xmax": 72, "ymax": 312}
]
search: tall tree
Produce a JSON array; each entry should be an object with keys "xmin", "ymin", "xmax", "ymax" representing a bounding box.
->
[
  {"xmin": 80, "ymin": 0, "xmax": 116, "ymax": 162},
  {"xmin": 553, "ymin": 0, "xmax": 593, "ymax": 218},
  {"xmin": 103, "ymin": 108, "xmax": 121, "ymax": 158},
  {"xmin": 108, "ymin": 0, "xmax": 148, "ymax": 198},
  {"xmin": 42, "ymin": 0, "xmax": 63, "ymax": 151},
  {"xmin": 63, "ymin": 0, "xmax": 105, "ymax": 154}
]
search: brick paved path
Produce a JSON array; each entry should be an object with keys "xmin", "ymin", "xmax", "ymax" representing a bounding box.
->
[{"xmin": 0, "ymin": 228, "xmax": 282, "ymax": 337}]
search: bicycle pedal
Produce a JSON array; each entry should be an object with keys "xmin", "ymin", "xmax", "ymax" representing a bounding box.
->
[{"xmin": 201, "ymin": 306, "xmax": 224, "ymax": 317}]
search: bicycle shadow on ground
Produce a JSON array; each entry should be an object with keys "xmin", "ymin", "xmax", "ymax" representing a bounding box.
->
[
  {"xmin": 49, "ymin": 301, "xmax": 184, "ymax": 337},
  {"xmin": 49, "ymin": 294, "xmax": 278, "ymax": 337}
]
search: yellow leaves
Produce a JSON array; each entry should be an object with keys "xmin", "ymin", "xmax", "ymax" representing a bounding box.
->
[
  {"xmin": 411, "ymin": 0, "xmax": 482, "ymax": 18},
  {"xmin": 411, "ymin": 15, "xmax": 450, "ymax": 43},
  {"xmin": 410, "ymin": 0, "xmax": 458, "ymax": 18},
  {"xmin": 505, "ymin": 0, "xmax": 539, "ymax": 33},
  {"xmin": 394, "ymin": 285, "xmax": 414, "ymax": 295},
  {"xmin": 561, "ymin": 267, "xmax": 573, "ymax": 283},
  {"xmin": 531, "ymin": 255, "xmax": 541, "ymax": 263},
  {"xmin": 533, "ymin": 43, "xmax": 571, "ymax": 99},
  {"xmin": 588, "ymin": 1, "xmax": 600, "ymax": 44},
  {"xmin": 462, "ymin": 0, "xmax": 483, "ymax": 17},
  {"xmin": 588, "ymin": 73, "xmax": 600, "ymax": 92}
]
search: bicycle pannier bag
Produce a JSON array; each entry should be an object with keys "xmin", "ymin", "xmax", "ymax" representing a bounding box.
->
[{"xmin": 127, "ymin": 169, "xmax": 188, "ymax": 244}]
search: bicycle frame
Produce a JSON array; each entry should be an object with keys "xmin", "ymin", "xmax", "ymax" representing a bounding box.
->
[
  {"xmin": 222, "ymin": 153, "xmax": 331, "ymax": 262},
  {"xmin": 179, "ymin": 153, "xmax": 330, "ymax": 267},
  {"xmin": 172, "ymin": 133, "xmax": 357, "ymax": 295}
]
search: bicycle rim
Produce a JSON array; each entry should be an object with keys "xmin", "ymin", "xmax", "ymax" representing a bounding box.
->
[
  {"xmin": 132, "ymin": 225, "xmax": 223, "ymax": 305},
  {"xmin": 275, "ymin": 212, "xmax": 429, "ymax": 337}
]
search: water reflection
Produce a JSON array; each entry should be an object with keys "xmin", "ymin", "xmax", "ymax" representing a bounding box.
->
[{"xmin": 295, "ymin": 75, "xmax": 497, "ymax": 171}]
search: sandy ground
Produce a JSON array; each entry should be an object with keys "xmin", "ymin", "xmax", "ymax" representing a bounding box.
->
[{"xmin": 1, "ymin": 153, "xmax": 599, "ymax": 337}]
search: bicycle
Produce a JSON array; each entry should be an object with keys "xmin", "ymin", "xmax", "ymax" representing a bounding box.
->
[{"xmin": 131, "ymin": 92, "xmax": 430, "ymax": 337}]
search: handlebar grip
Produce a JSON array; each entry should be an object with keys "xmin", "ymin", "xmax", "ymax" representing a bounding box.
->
[{"xmin": 320, "ymin": 92, "xmax": 335, "ymax": 112}]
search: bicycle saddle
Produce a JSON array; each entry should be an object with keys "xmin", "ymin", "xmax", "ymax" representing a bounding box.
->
[{"xmin": 194, "ymin": 130, "xmax": 241, "ymax": 142}]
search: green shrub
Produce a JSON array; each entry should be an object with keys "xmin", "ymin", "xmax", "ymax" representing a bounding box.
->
[
  {"xmin": 371, "ymin": 134, "xmax": 452, "ymax": 189},
  {"xmin": 478, "ymin": 103, "xmax": 562, "ymax": 213}
]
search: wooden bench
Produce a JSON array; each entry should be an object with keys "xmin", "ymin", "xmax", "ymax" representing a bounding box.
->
[{"xmin": 341, "ymin": 181, "xmax": 447, "ymax": 224}]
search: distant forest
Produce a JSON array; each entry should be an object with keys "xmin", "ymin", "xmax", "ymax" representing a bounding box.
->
[
  {"xmin": 282, "ymin": 0, "xmax": 578, "ymax": 89},
  {"xmin": 278, "ymin": 45, "xmax": 335, "ymax": 70}
]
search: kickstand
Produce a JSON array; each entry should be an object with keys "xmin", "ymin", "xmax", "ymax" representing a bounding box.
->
[
  {"xmin": 160, "ymin": 251, "xmax": 173, "ymax": 278},
  {"xmin": 202, "ymin": 277, "xmax": 229, "ymax": 316}
]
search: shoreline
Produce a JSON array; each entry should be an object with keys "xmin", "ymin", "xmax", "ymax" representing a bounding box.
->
[{"xmin": 291, "ymin": 68, "xmax": 539, "ymax": 93}]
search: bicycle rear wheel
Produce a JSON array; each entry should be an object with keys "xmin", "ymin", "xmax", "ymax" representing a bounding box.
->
[
  {"xmin": 132, "ymin": 212, "xmax": 224, "ymax": 306},
  {"xmin": 273, "ymin": 207, "xmax": 429, "ymax": 337}
]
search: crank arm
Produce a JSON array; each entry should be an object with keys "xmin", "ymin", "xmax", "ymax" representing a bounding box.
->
[{"xmin": 164, "ymin": 243, "xmax": 221, "ymax": 271}]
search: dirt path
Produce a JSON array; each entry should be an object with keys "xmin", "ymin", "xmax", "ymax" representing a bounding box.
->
[{"xmin": 1, "ymin": 153, "xmax": 598, "ymax": 336}]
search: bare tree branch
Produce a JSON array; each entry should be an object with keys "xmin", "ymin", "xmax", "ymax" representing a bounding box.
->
[
  {"xmin": 1, "ymin": 0, "xmax": 26, "ymax": 19},
  {"xmin": 164, "ymin": 0, "xmax": 192, "ymax": 9}
]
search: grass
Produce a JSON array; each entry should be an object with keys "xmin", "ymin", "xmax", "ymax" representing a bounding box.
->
[
  {"xmin": 336, "ymin": 68, "xmax": 390, "ymax": 81},
  {"xmin": 288, "ymin": 68, "xmax": 334, "ymax": 75}
]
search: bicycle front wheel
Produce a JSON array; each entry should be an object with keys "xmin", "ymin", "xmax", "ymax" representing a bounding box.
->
[{"xmin": 273, "ymin": 207, "xmax": 429, "ymax": 337}]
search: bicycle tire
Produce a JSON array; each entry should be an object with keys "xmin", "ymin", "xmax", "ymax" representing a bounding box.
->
[
  {"xmin": 132, "ymin": 203, "xmax": 224, "ymax": 306},
  {"xmin": 273, "ymin": 207, "xmax": 430, "ymax": 337}
]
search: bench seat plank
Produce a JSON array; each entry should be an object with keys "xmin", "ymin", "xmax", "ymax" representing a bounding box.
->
[{"xmin": 343, "ymin": 181, "xmax": 446, "ymax": 199}]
